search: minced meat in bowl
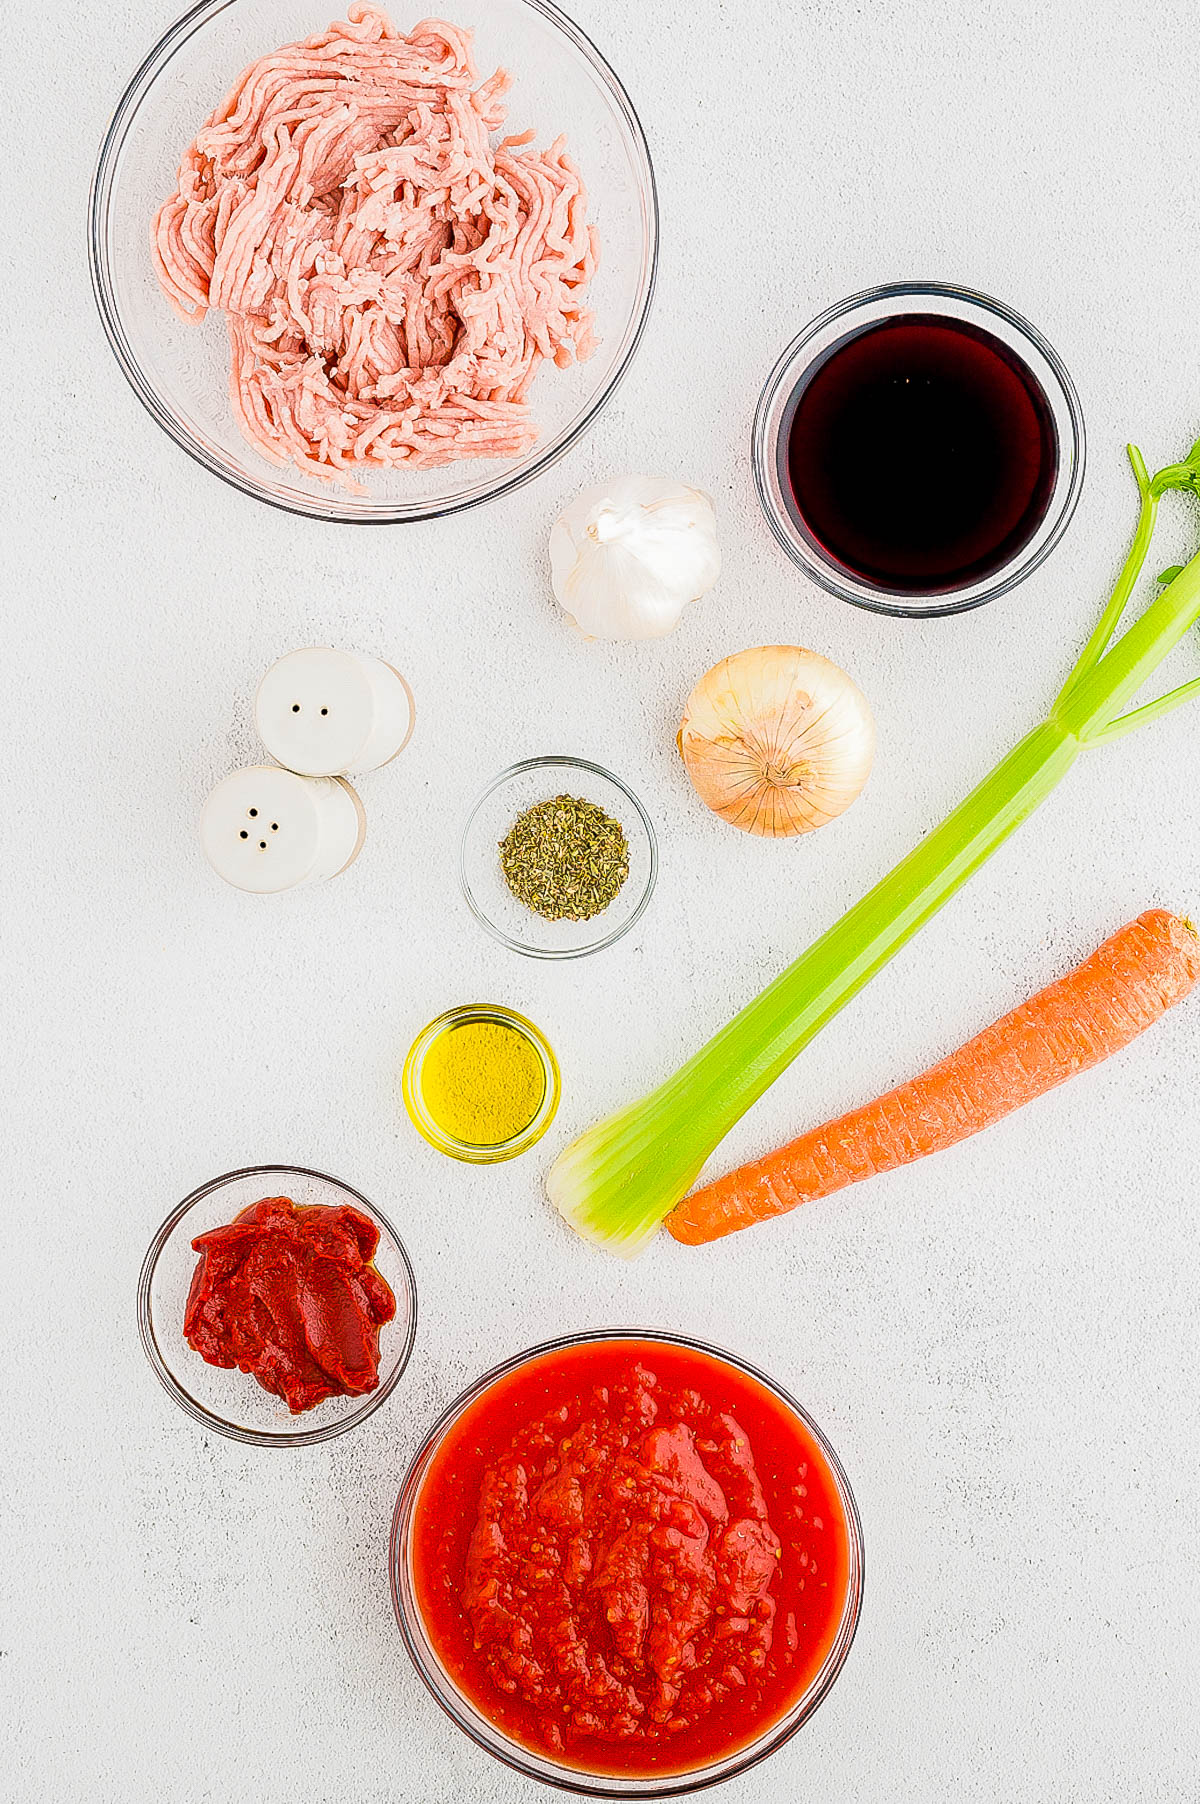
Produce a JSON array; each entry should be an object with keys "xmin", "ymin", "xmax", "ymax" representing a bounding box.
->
[
  {"xmin": 390, "ymin": 1331, "xmax": 863, "ymax": 1796},
  {"xmin": 90, "ymin": 0, "xmax": 657, "ymax": 523}
]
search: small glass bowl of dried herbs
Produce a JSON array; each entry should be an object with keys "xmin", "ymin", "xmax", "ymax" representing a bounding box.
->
[{"xmin": 460, "ymin": 757, "xmax": 657, "ymax": 959}]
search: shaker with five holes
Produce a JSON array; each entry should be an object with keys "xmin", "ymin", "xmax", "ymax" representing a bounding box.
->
[{"xmin": 200, "ymin": 766, "xmax": 366, "ymax": 893}]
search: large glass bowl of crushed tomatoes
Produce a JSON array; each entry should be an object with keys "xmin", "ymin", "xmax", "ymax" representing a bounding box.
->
[{"xmin": 390, "ymin": 1331, "xmax": 863, "ymax": 1796}]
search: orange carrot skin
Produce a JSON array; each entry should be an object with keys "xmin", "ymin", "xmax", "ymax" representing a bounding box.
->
[{"xmin": 667, "ymin": 910, "xmax": 1200, "ymax": 1246}]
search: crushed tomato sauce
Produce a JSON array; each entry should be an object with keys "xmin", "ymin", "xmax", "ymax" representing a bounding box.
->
[
  {"xmin": 413, "ymin": 1340, "xmax": 852, "ymax": 1777},
  {"xmin": 184, "ymin": 1195, "xmax": 396, "ymax": 1413}
]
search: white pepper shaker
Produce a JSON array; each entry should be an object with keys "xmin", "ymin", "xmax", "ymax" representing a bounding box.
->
[
  {"xmin": 255, "ymin": 648, "xmax": 414, "ymax": 777},
  {"xmin": 200, "ymin": 766, "xmax": 365, "ymax": 893}
]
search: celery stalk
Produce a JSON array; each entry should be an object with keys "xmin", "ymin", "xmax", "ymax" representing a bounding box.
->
[{"xmin": 549, "ymin": 439, "xmax": 1200, "ymax": 1255}]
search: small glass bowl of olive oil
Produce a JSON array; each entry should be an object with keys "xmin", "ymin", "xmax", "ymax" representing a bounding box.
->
[{"xmin": 402, "ymin": 1004, "xmax": 561, "ymax": 1164}]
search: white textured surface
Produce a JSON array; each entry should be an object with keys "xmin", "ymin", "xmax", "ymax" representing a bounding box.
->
[{"xmin": 5, "ymin": 1, "xmax": 1200, "ymax": 1799}]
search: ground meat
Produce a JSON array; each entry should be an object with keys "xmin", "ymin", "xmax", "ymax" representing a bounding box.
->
[{"xmin": 152, "ymin": 7, "xmax": 598, "ymax": 487}]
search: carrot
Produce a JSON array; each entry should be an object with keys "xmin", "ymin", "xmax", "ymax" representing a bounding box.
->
[{"xmin": 667, "ymin": 910, "xmax": 1200, "ymax": 1246}]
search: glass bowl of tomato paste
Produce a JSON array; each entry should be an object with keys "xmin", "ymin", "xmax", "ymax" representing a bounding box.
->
[
  {"xmin": 138, "ymin": 1165, "xmax": 417, "ymax": 1447},
  {"xmin": 390, "ymin": 1330, "xmax": 863, "ymax": 1796}
]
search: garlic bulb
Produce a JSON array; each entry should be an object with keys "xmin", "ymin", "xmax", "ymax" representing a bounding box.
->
[
  {"xmin": 550, "ymin": 475, "xmax": 721, "ymax": 640},
  {"xmin": 679, "ymin": 645, "xmax": 875, "ymax": 837}
]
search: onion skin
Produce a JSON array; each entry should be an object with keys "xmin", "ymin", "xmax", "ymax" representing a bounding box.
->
[{"xmin": 678, "ymin": 645, "xmax": 875, "ymax": 837}]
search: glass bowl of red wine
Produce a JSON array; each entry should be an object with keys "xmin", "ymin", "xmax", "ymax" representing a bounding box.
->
[{"xmin": 753, "ymin": 282, "xmax": 1085, "ymax": 618}]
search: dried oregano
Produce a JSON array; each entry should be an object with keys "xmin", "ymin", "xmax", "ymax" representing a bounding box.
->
[{"xmin": 500, "ymin": 795, "xmax": 630, "ymax": 922}]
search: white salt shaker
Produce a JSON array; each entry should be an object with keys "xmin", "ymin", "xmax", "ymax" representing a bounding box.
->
[
  {"xmin": 200, "ymin": 766, "xmax": 366, "ymax": 893},
  {"xmin": 255, "ymin": 648, "xmax": 414, "ymax": 777}
]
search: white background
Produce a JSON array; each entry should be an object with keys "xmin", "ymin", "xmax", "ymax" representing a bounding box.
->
[{"xmin": 5, "ymin": 1, "xmax": 1200, "ymax": 1799}]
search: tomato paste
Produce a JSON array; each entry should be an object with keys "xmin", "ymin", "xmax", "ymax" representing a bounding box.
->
[
  {"xmin": 412, "ymin": 1339, "xmax": 855, "ymax": 1778},
  {"xmin": 184, "ymin": 1195, "xmax": 396, "ymax": 1413}
]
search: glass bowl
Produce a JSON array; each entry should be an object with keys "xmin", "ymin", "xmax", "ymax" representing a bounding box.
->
[
  {"xmin": 89, "ymin": 0, "xmax": 659, "ymax": 523},
  {"xmin": 389, "ymin": 1329, "xmax": 864, "ymax": 1797},
  {"xmin": 752, "ymin": 280, "xmax": 1086, "ymax": 617},
  {"xmin": 137, "ymin": 1164, "xmax": 417, "ymax": 1446},
  {"xmin": 402, "ymin": 1003, "xmax": 561, "ymax": 1162},
  {"xmin": 460, "ymin": 756, "xmax": 657, "ymax": 959}
]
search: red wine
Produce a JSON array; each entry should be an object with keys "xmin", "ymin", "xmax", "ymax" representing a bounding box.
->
[{"xmin": 783, "ymin": 314, "xmax": 1058, "ymax": 593}]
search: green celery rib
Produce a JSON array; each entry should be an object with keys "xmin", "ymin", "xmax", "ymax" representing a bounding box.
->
[
  {"xmin": 1059, "ymin": 445, "xmax": 1155, "ymax": 695},
  {"xmin": 548, "ymin": 446, "xmax": 1200, "ymax": 1257}
]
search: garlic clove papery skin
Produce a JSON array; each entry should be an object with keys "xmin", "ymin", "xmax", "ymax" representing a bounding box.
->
[
  {"xmin": 550, "ymin": 475, "xmax": 721, "ymax": 640},
  {"xmin": 679, "ymin": 645, "xmax": 876, "ymax": 837}
]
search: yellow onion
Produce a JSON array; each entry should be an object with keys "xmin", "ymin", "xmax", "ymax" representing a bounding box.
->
[{"xmin": 678, "ymin": 645, "xmax": 875, "ymax": 836}]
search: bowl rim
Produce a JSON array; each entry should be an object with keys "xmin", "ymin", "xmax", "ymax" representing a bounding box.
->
[
  {"xmin": 459, "ymin": 755, "xmax": 658, "ymax": 960},
  {"xmin": 402, "ymin": 1002, "xmax": 562, "ymax": 1162},
  {"xmin": 137, "ymin": 1162, "xmax": 419, "ymax": 1446},
  {"xmin": 87, "ymin": 0, "xmax": 659, "ymax": 524},
  {"xmin": 389, "ymin": 1326, "xmax": 865, "ymax": 1797},
  {"xmin": 751, "ymin": 278, "xmax": 1087, "ymax": 618}
]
